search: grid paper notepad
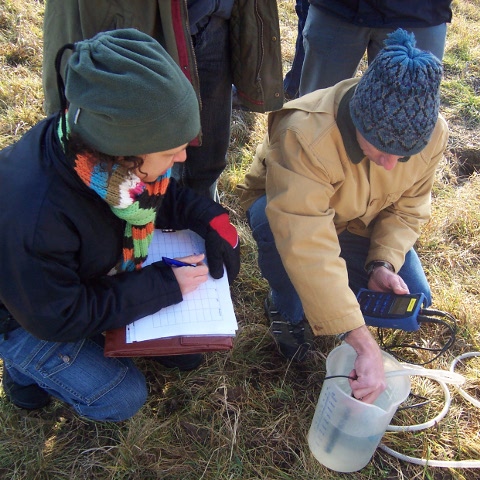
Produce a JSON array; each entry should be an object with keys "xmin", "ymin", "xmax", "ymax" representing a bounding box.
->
[{"xmin": 126, "ymin": 229, "xmax": 237, "ymax": 343}]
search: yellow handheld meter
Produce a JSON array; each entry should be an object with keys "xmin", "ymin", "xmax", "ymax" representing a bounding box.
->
[{"xmin": 356, "ymin": 289, "xmax": 425, "ymax": 331}]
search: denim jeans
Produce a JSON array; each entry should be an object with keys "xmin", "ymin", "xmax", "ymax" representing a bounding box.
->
[
  {"xmin": 0, "ymin": 329, "xmax": 147, "ymax": 421},
  {"xmin": 300, "ymin": 6, "xmax": 447, "ymax": 95},
  {"xmin": 283, "ymin": 0, "xmax": 310, "ymax": 99},
  {"xmin": 247, "ymin": 195, "xmax": 431, "ymax": 325},
  {"xmin": 172, "ymin": 15, "xmax": 232, "ymax": 198}
]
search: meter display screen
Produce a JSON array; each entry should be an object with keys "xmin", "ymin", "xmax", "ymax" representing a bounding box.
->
[{"xmin": 390, "ymin": 296, "xmax": 417, "ymax": 315}]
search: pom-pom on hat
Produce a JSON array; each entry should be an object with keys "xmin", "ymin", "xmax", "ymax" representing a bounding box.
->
[
  {"xmin": 350, "ymin": 29, "xmax": 442, "ymax": 157},
  {"xmin": 64, "ymin": 28, "xmax": 200, "ymax": 156}
]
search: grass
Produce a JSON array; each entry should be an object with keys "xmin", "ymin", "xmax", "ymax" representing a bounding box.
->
[{"xmin": 1, "ymin": 0, "xmax": 480, "ymax": 478}]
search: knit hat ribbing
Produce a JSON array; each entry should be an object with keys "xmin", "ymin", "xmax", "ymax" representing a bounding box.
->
[
  {"xmin": 350, "ymin": 29, "xmax": 443, "ymax": 156},
  {"xmin": 64, "ymin": 28, "xmax": 200, "ymax": 156}
]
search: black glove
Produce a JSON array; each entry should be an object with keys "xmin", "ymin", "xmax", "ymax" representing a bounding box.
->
[{"xmin": 204, "ymin": 213, "xmax": 240, "ymax": 284}]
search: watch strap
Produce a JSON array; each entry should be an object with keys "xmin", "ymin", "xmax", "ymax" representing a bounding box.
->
[
  {"xmin": 337, "ymin": 330, "xmax": 351, "ymax": 342},
  {"xmin": 365, "ymin": 260, "xmax": 395, "ymax": 278}
]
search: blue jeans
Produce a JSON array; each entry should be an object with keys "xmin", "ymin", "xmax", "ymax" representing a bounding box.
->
[
  {"xmin": 173, "ymin": 15, "xmax": 232, "ymax": 198},
  {"xmin": 247, "ymin": 195, "xmax": 431, "ymax": 325},
  {"xmin": 300, "ymin": 6, "xmax": 447, "ymax": 95},
  {"xmin": 283, "ymin": 0, "xmax": 310, "ymax": 99},
  {"xmin": 0, "ymin": 330, "xmax": 147, "ymax": 421}
]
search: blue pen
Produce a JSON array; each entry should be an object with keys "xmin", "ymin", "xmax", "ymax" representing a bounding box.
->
[{"xmin": 162, "ymin": 256, "xmax": 197, "ymax": 268}]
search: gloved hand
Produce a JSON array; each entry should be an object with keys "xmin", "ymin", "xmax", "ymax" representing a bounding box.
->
[{"xmin": 204, "ymin": 213, "xmax": 240, "ymax": 283}]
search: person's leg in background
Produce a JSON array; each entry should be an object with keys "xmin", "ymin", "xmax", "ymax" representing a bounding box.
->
[
  {"xmin": 366, "ymin": 23, "xmax": 447, "ymax": 65},
  {"xmin": 300, "ymin": 6, "xmax": 371, "ymax": 95},
  {"xmin": 400, "ymin": 24, "xmax": 447, "ymax": 60},
  {"xmin": 1, "ymin": 330, "xmax": 147, "ymax": 421},
  {"xmin": 174, "ymin": 16, "xmax": 232, "ymax": 198},
  {"xmin": 283, "ymin": 0, "xmax": 310, "ymax": 100},
  {"xmin": 299, "ymin": 6, "xmax": 447, "ymax": 97}
]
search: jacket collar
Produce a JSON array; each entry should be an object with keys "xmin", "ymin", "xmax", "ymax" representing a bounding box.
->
[
  {"xmin": 44, "ymin": 114, "xmax": 102, "ymax": 200},
  {"xmin": 337, "ymin": 85, "xmax": 365, "ymax": 164}
]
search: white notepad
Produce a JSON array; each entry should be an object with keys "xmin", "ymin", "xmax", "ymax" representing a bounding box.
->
[{"xmin": 126, "ymin": 229, "xmax": 237, "ymax": 343}]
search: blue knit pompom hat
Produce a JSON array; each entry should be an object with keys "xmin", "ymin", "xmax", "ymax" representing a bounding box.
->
[{"xmin": 350, "ymin": 29, "xmax": 443, "ymax": 156}]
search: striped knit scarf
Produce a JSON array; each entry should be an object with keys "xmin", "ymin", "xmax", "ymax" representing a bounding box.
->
[{"xmin": 74, "ymin": 153, "xmax": 170, "ymax": 272}]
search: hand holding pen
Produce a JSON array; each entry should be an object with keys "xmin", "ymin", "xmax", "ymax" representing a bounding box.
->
[{"xmin": 163, "ymin": 254, "xmax": 208, "ymax": 296}]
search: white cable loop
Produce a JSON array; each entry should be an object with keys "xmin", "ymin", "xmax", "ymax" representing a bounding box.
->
[
  {"xmin": 379, "ymin": 352, "xmax": 480, "ymax": 468},
  {"xmin": 450, "ymin": 352, "xmax": 480, "ymax": 409},
  {"xmin": 386, "ymin": 378, "xmax": 450, "ymax": 432}
]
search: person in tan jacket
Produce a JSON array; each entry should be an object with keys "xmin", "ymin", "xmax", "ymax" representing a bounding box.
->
[{"xmin": 238, "ymin": 29, "xmax": 447, "ymax": 404}]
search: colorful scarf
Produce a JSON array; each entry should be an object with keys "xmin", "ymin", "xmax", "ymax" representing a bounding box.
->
[{"xmin": 74, "ymin": 153, "xmax": 170, "ymax": 272}]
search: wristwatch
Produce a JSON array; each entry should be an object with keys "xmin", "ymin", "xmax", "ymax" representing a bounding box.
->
[
  {"xmin": 365, "ymin": 260, "xmax": 395, "ymax": 278},
  {"xmin": 337, "ymin": 330, "xmax": 351, "ymax": 342}
]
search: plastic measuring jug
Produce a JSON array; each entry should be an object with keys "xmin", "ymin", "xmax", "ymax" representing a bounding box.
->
[{"xmin": 307, "ymin": 343, "xmax": 411, "ymax": 473}]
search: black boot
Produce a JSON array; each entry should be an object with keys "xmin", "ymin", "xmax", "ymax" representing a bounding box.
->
[
  {"xmin": 152, "ymin": 354, "xmax": 204, "ymax": 371},
  {"xmin": 265, "ymin": 293, "xmax": 313, "ymax": 362},
  {"xmin": 2, "ymin": 368, "xmax": 51, "ymax": 410}
]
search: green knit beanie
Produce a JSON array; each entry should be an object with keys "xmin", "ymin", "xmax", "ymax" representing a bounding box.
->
[{"xmin": 64, "ymin": 28, "xmax": 200, "ymax": 156}]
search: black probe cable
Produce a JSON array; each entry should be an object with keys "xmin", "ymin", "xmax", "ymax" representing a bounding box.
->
[{"xmin": 377, "ymin": 308, "xmax": 457, "ymax": 366}]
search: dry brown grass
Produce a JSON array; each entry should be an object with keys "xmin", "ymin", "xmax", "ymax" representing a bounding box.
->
[{"xmin": 1, "ymin": 0, "xmax": 480, "ymax": 479}]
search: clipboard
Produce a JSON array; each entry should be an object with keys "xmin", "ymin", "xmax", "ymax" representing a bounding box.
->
[
  {"xmin": 104, "ymin": 325, "xmax": 234, "ymax": 357},
  {"xmin": 104, "ymin": 229, "xmax": 237, "ymax": 357}
]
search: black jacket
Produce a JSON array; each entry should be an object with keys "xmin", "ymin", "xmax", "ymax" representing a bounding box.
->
[
  {"xmin": 0, "ymin": 115, "xmax": 226, "ymax": 342},
  {"xmin": 310, "ymin": 0, "xmax": 452, "ymax": 28}
]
